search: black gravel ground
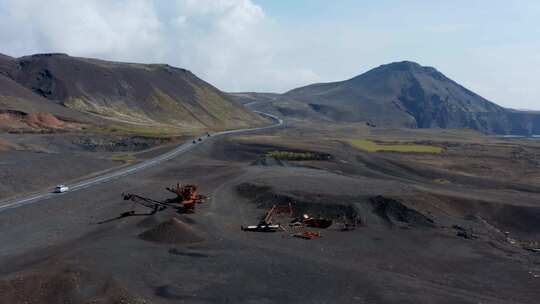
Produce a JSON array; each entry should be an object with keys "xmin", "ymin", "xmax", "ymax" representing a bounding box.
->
[{"xmin": 1, "ymin": 128, "xmax": 540, "ymax": 303}]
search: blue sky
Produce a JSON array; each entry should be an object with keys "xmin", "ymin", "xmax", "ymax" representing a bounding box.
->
[{"xmin": 0, "ymin": 0, "xmax": 538, "ymax": 109}]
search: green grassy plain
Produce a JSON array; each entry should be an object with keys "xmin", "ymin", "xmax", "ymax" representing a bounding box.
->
[
  {"xmin": 349, "ymin": 139, "xmax": 443, "ymax": 153},
  {"xmin": 111, "ymin": 153, "xmax": 136, "ymax": 163},
  {"xmin": 82, "ymin": 123, "xmax": 196, "ymax": 138}
]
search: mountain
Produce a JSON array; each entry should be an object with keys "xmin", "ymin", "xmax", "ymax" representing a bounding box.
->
[
  {"xmin": 227, "ymin": 92, "xmax": 281, "ymax": 105},
  {"xmin": 0, "ymin": 54, "xmax": 100, "ymax": 131},
  {"xmin": 0, "ymin": 53, "xmax": 266, "ymax": 132},
  {"xmin": 283, "ymin": 61, "xmax": 540, "ymax": 135}
]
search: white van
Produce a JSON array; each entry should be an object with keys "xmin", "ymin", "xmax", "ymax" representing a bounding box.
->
[{"xmin": 54, "ymin": 185, "xmax": 69, "ymax": 193}]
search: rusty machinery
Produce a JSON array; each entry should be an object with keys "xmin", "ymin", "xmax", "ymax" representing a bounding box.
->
[
  {"xmin": 165, "ymin": 182, "xmax": 207, "ymax": 213},
  {"xmin": 241, "ymin": 203, "xmax": 292, "ymax": 232},
  {"xmin": 264, "ymin": 203, "xmax": 293, "ymax": 225},
  {"xmin": 241, "ymin": 203, "xmax": 294, "ymax": 232},
  {"xmin": 242, "ymin": 203, "xmax": 339, "ymax": 240},
  {"xmin": 121, "ymin": 193, "xmax": 169, "ymax": 215},
  {"xmin": 121, "ymin": 182, "xmax": 207, "ymax": 216}
]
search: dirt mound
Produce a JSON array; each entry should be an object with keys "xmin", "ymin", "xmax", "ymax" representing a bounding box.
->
[
  {"xmin": 252, "ymin": 156, "xmax": 288, "ymax": 167},
  {"xmin": 25, "ymin": 112, "xmax": 63, "ymax": 128},
  {"xmin": 0, "ymin": 110, "xmax": 83, "ymax": 132},
  {"xmin": 139, "ymin": 218, "xmax": 204, "ymax": 244},
  {"xmin": 0, "ymin": 110, "xmax": 27, "ymax": 129},
  {"xmin": 424, "ymin": 194, "xmax": 540, "ymax": 239},
  {"xmin": 491, "ymin": 205, "xmax": 540, "ymax": 237},
  {"xmin": 0, "ymin": 138, "xmax": 20, "ymax": 152},
  {"xmin": 370, "ymin": 195, "xmax": 435, "ymax": 227},
  {"xmin": 136, "ymin": 214, "xmax": 162, "ymax": 228},
  {"xmin": 236, "ymin": 183, "xmax": 360, "ymax": 222},
  {"xmin": 236, "ymin": 183, "xmax": 273, "ymax": 199},
  {"xmin": 0, "ymin": 266, "xmax": 148, "ymax": 304}
]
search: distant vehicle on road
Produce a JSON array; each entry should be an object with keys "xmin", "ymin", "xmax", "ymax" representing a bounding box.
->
[
  {"xmin": 198, "ymin": 138, "xmax": 202, "ymax": 142},
  {"xmin": 54, "ymin": 185, "xmax": 69, "ymax": 193},
  {"xmin": 192, "ymin": 140, "xmax": 196, "ymax": 144},
  {"xmin": 206, "ymin": 132, "xmax": 211, "ymax": 137}
]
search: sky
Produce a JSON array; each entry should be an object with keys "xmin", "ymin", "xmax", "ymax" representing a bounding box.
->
[{"xmin": 0, "ymin": 0, "xmax": 539, "ymax": 109}]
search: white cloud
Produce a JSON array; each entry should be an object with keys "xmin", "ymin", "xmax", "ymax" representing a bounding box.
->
[
  {"xmin": 0, "ymin": 1, "xmax": 538, "ymax": 109},
  {"xmin": 0, "ymin": 0, "xmax": 163, "ymax": 61},
  {"xmin": 0, "ymin": 0, "xmax": 319, "ymax": 93}
]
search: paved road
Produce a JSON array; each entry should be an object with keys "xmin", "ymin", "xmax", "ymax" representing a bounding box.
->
[{"xmin": 0, "ymin": 110, "xmax": 283, "ymax": 212}]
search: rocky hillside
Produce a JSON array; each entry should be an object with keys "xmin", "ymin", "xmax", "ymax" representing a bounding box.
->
[
  {"xmin": 227, "ymin": 92, "xmax": 281, "ymax": 105},
  {"xmin": 0, "ymin": 53, "xmax": 267, "ymax": 132},
  {"xmin": 283, "ymin": 61, "xmax": 540, "ymax": 135},
  {"xmin": 0, "ymin": 55, "xmax": 91, "ymax": 118}
]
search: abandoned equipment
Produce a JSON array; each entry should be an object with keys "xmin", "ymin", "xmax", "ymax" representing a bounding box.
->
[{"xmin": 121, "ymin": 182, "xmax": 207, "ymax": 216}]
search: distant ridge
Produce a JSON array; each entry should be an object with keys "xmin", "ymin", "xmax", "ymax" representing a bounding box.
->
[
  {"xmin": 281, "ymin": 61, "xmax": 540, "ymax": 135},
  {"xmin": 0, "ymin": 52, "xmax": 267, "ymax": 132}
]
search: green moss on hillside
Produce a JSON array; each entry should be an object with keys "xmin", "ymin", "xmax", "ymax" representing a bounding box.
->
[
  {"xmin": 83, "ymin": 123, "xmax": 196, "ymax": 138},
  {"xmin": 266, "ymin": 150, "xmax": 329, "ymax": 161},
  {"xmin": 111, "ymin": 153, "xmax": 136, "ymax": 163}
]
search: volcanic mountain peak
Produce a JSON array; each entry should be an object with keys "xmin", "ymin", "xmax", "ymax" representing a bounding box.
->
[
  {"xmin": 282, "ymin": 61, "xmax": 540, "ymax": 135},
  {"xmin": 368, "ymin": 61, "xmax": 448, "ymax": 80},
  {"xmin": 20, "ymin": 52, "xmax": 69, "ymax": 58},
  {"xmin": 343, "ymin": 61, "xmax": 447, "ymax": 86},
  {"xmin": 369, "ymin": 60, "xmax": 426, "ymax": 73}
]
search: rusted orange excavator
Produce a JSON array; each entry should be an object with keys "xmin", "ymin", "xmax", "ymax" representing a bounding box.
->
[
  {"xmin": 165, "ymin": 182, "xmax": 204, "ymax": 213},
  {"xmin": 122, "ymin": 182, "xmax": 207, "ymax": 216}
]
